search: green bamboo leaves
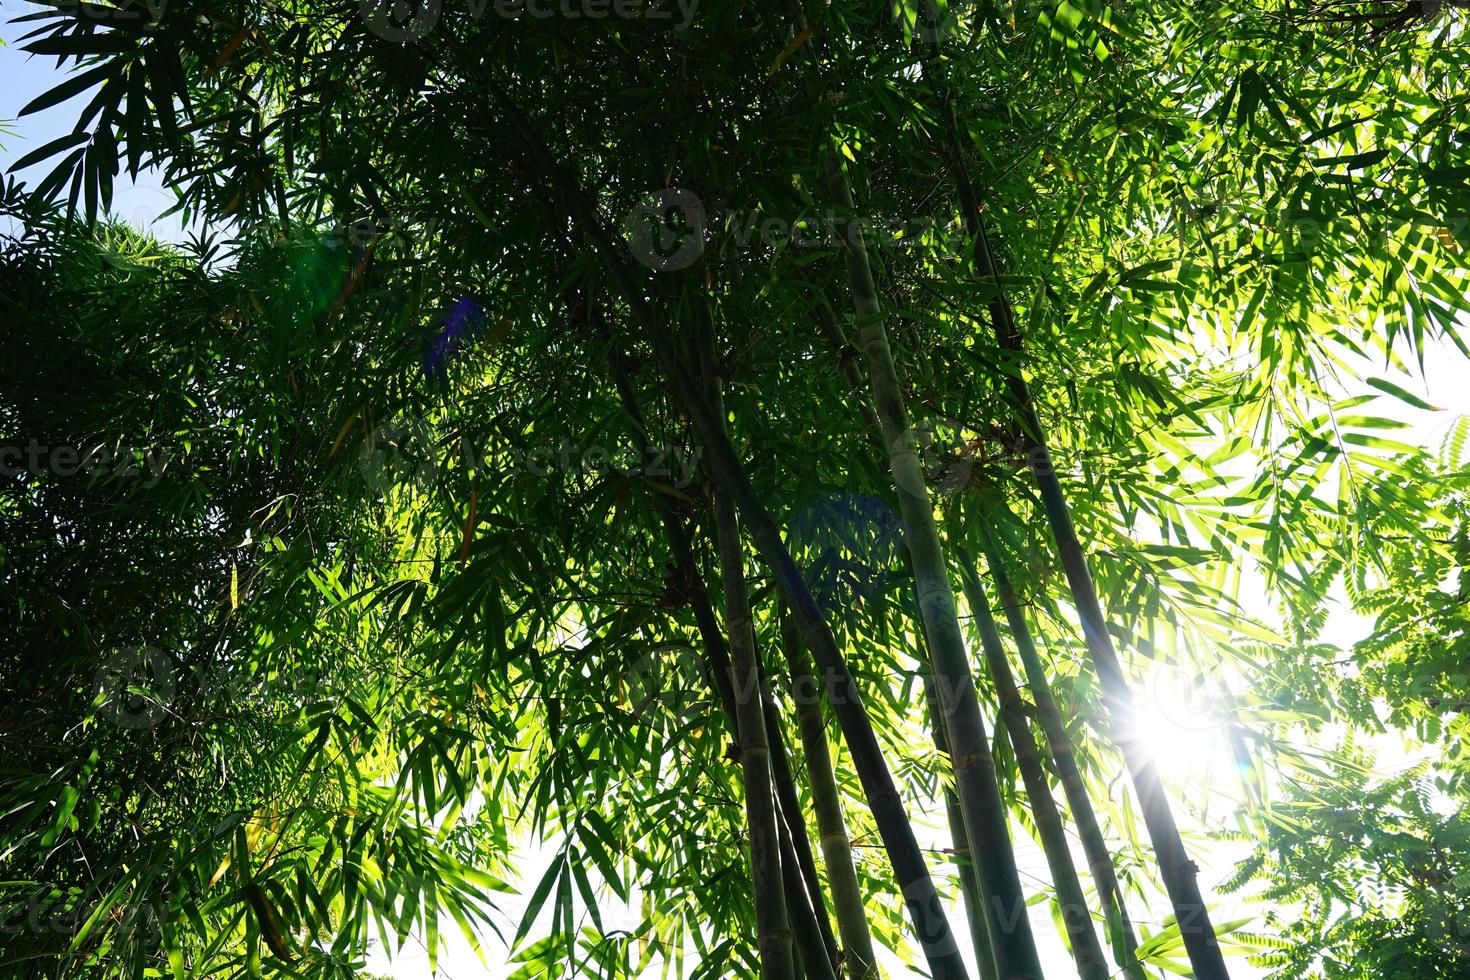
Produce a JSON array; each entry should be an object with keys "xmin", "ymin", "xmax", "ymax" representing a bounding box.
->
[{"xmin": 4, "ymin": 1, "xmax": 1469, "ymax": 978}]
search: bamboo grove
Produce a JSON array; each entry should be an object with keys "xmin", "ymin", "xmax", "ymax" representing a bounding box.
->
[{"xmin": 2, "ymin": 0, "xmax": 1469, "ymax": 977}]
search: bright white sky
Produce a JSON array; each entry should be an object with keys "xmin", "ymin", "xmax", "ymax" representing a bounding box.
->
[{"xmin": 4, "ymin": 14, "xmax": 1468, "ymax": 979}]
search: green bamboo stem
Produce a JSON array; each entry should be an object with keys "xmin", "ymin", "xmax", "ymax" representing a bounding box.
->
[
  {"xmin": 912, "ymin": 14, "xmax": 1232, "ymax": 975},
  {"xmin": 823, "ymin": 146, "xmax": 1045, "ymax": 980},
  {"xmin": 919, "ymin": 669, "xmax": 1001, "ymax": 980},
  {"xmin": 811, "ymin": 275, "xmax": 997, "ymax": 980},
  {"xmin": 695, "ymin": 293, "xmax": 839, "ymax": 977},
  {"xmin": 712, "ymin": 467, "xmax": 795, "ymax": 980},
  {"xmin": 945, "ymin": 785, "xmax": 998, "ymax": 980},
  {"xmin": 956, "ymin": 549, "xmax": 1110, "ymax": 980},
  {"xmin": 780, "ymin": 814, "xmax": 841, "ymax": 980},
  {"xmin": 761, "ymin": 672, "xmax": 843, "ymax": 976},
  {"xmin": 603, "ymin": 311, "xmax": 833, "ymax": 980},
  {"xmin": 1026, "ymin": 451, "xmax": 1228, "ymax": 978},
  {"xmin": 982, "ymin": 542, "xmax": 1146, "ymax": 980},
  {"xmin": 698, "ymin": 305, "xmax": 797, "ymax": 980},
  {"xmin": 781, "ymin": 610, "xmax": 880, "ymax": 980},
  {"xmin": 493, "ymin": 83, "xmax": 969, "ymax": 979},
  {"xmin": 694, "ymin": 295, "xmax": 840, "ymax": 976}
]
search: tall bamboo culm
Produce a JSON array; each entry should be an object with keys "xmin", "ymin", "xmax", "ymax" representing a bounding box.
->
[
  {"xmin": 982, "ymin": 541, "xmax": 1145, "ymax": 980},
  {"xmin": 823, "ymin": 148, "xmax": 1045, "ymax": 980},
  {"xmin": 601, "ymin": 304, "xmax": 841, "ymax": 977},
  {"xmin": 781, "ymin": 611, "xmax": 880, "ymax": 980},
  {"xmin": 693, "ymin": 290, "xmax": 842, "ymax": 979},
  {"xmin": 700, "ymin": 304, "xmax": 796, "ymax": 980},
  {"xmin": 761, "ymin": 672, "xmax": 842, "ymax": 979},
  {"xmin": 919, "ymin": 671, "xmax": 1001, "ymax": 980},
  {"xmin": 956, "ymin": 549, "xmax": 1110, "ymax": 980},
  {"xmin": 912, "ymin": 21, "xmax": 1233, "ymax": 973},
  {"xmin": 493, "ymin": 84, "xmax": 971, "ymax": 979},
  {"xmin": 808, "ymin": 302, "xmax": 990, "ymax": 980}
]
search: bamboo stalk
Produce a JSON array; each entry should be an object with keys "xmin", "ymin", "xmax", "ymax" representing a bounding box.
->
[
  {"xmin": 702, "ymin": 325, "xmax": 798, "ymax": 980},
  {"xmin": 779, "ymin": 815, "xmax": 841, "ymax": 980},
  {"xmin": 823, "ymin": 147, "xmax": 1045, "ymax": 979},
  {"xmin": 762, "ymin": 672, "xmax": 843, "ymax": 975},
  {"xmin": 1025, "ymin": 446, "xmax": 1228, "ymax": 977},
  {"xmin": 492, "ymin": 83, "xmax": 969, "ymax": 979},
  {"xmin": 955, "ymin": 549, "xmax": 1110, "ymax": 980},
  {"xmin": 781, "ymin": 609, "xmax": 880, "ymax": 980},
  {"xmin": 694, "ymin": 294, "xmax": 840, "ymax": 979},
  {"xmin": 912, "ymin": 22, "xmax": 1233, "ymax": 973},
  {"xmin": 811, "ymin": 281, "xmax": 995, "ymax": 980},
  {"xmin": 919, "ymin": 670, "xmax": 1001, "ymax": 980},
  {"xmin": 601, "ymin": 309, "xmax": 834, "ymax": 980},
  {"xmin": 982, "ymin": 541, "xmax": 1146, "ymax": 980},
  {"xmin": 779, "ymin": 43, "xmax": 1029, "ymax": 977}
]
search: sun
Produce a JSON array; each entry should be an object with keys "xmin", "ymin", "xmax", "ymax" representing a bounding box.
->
[{"xmin": 1130, "ymin": 667, "xmax": 1239, "ymax": 793}]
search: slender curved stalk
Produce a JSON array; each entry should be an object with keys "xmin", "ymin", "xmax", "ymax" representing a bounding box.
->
[
  {"xmin": 982, "ymin": 541, "xmax": 1146, "ymax": 980},
  {"xmin": 702, "ymin": 326, "xmax": 797, "ymax": 980},
  {"xmin": 781, "ymin": 34, "xmax": 1035, "ymax": 978},
  {"xmin": 1025, "ymin": 449, "xmax": 1228, "ymax": 976},
  {"xmin": 693, "ymin": 293, "xmax": 841, "ymax": 978},
  {"xmin": 781, "ymin": 609, "xmax": 880, "ymax": 980},
  {"xmin": 912, "ymin": 10, "xmax": 1232, "ymax": 974},
  {"xmin": 762, "ymin": 673, "xmax": 843, "ymax": 976},
  {"xmin": 601, "ymin": 310, "xmax": 832, "ymax": 980},
  {"xmin": 919, "ymin": 670, "xmax": 1001, "ymax": 980},
  {"xmin": 778, "ymin": 812, "xmax": 841, "ymax": 980},
  {"xmin": 956, "ymin": 549, "xmax": 1110, "ymax": 980},
  {"xmin": 492, "ymin": 83, "xmax": 969, "ymax": 979},
  {"xmin": 811, "ymin": 287, "xmax": 997, "ymax": 980},
  {"xmin": 823, "ymin": 148, "xmax": 1045, "ymax": 979}
]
